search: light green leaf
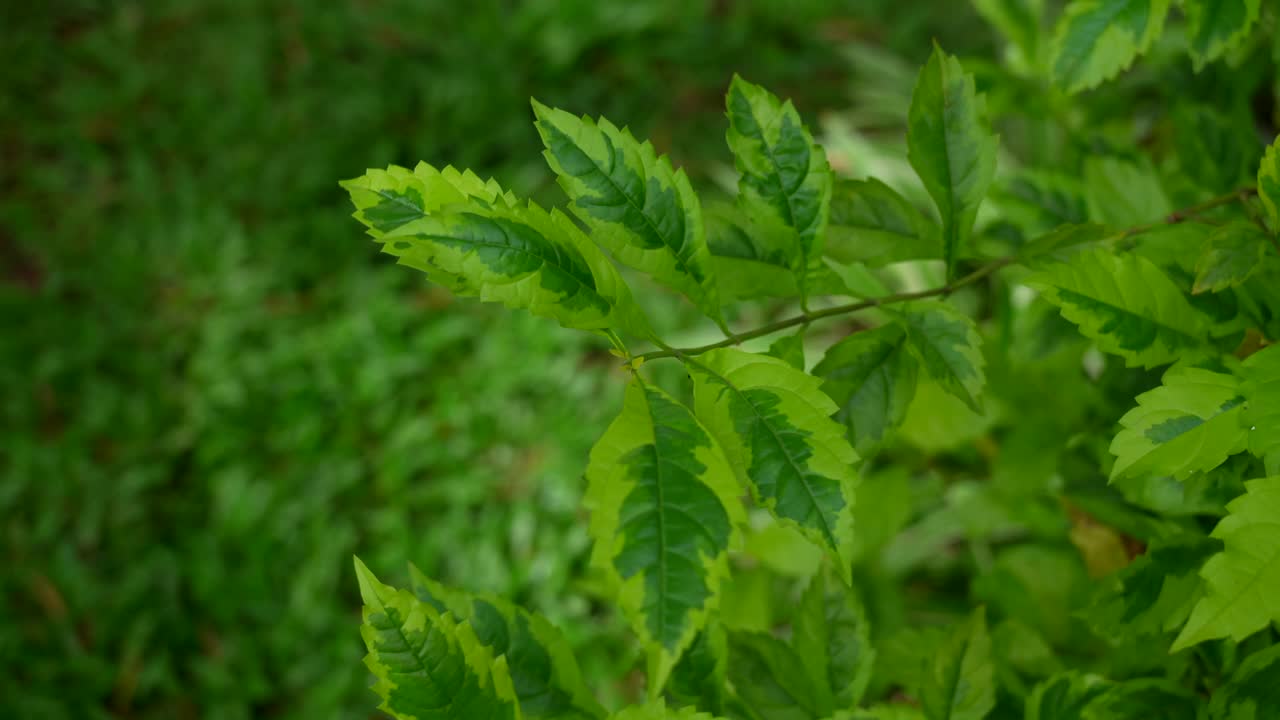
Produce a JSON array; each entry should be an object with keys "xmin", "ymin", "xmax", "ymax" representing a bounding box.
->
[
  {"xmin": 1258, "ymin": 136, "xmax": 1280, "ymax": 232},
  {"xmin": 1028, "ymin": 248, "xmax": 1210, "ymax": 367},
  {"xmin": 705, "ymin": 204, "xmax": 848, "ymax": 302},
  {"xmin": 900, "ymin": 303, "xmax": 987, "ymax": 413},
  {"xmin": 1242, "ymin": 345, "xmax": 1280, "ymax": 474},
  {"xmin": 1109, "ymin": 366, "xmax": 1247, "ymax": 482},
  {"xmin": 407, "ymin": 566, "xmax": 604, "ymax": 719},
  {"xmin": 1208, "ymin": 643, "xmax": 1280, "ymax": 719},
  {"xmin": 344, "ymin": 163, "xmax": 651, "ymax": 338},
  {"xmin": 1194, "ymin": 222, "xmax": 1270, "ymax": 294},
  {"xmin": 1082, "ymin": 538, "xmax": 1220, "ymax": 642},
  {"xmin": 794, "ymin": 569, "xmax": 876, "ymax": 713},
  {"xmin": 815, "ymin": 323, "xmax": 921, "ymax": 456},
  {"xmin": 1185, "ymin": 0, "xmax": 1261, "ymax": 70},
  {"xmin": 920, "ymin": 608, "xmax": 995, "ymax": 720},
  {"xmin": 1050, "ymin": 0, "xmax": 1172, "ymax": 93},
  {"xmin": 1084, "ymin": 156, "xmax": 1171, "ymax": 226},
  {"xmin": 824, "ymin": 178, "xmax": 942, "ymax": 267},
  {"xmin": 726, "ymin": 631, "xmax": 822, "ymax": 720},
  {"xmin": 354, "ymin": 558, "xmax": 522, "ymax": 720},
  {"xmin": 725, "ymin": 75, "xmax": 832, "ymax": 303},
  {"xmin": 609, "ymin": 700, "xmax": 726, "ymax": 720},
  {"xmin": 585, "ymin": 379, "xmax": 744, "ymax": 688},
  {"xmin": 907, "ymin": 45, "xmax": 998, "ymax": 281},
  {"xmin": 532, "ymin": 100, "xmax": 723, "ymax": 326},
  {"xmin": 687, "ymin": 349, "xmax": 859, "ymax": 582},
  {"xmin": 1173, "ymin": 477, "xmax": 1280, "ymax": 650}
]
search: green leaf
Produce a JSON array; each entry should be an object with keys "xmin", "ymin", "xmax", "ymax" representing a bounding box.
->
[
  {"xmin": 1084, "ymin": 157, "xmax": 1171, "ymax": 226},
  {"xmin": 1025, "ymin": 672, "xmax": 1112, "ymax": 720},
  {"xmin": 666, "ymin": 625, "xmax": 728, "ymax": 715},
  {"xmin": 532, "ymin": 100, "xmax": 723, "ymax": 326},
  {"xmin": 1175, "ymin": 105, "xmax": 1260, "ymax": 193},
  {"xmin": 725, "ymin": 75, "xmax": 833, "ymax": 303},
  {"xmin": 794, "ymin": 568, "xmax": 876, "ymax": 713},
  {"xmin": 815, "ymin": 323, "xmax": 921, "ymax": 456},
  {"xmin": 687, "ymin": 349, "xmax": 859, "ymax": 581},
  {"xmin": 354, "ymin": 558, "xmax": 522, "ymax": 720},
  {"xmin": 585, "ymin": 379, "xmax": 744, "ymax": 687},
  {"xmin": 991, "ymin": 172, "xmax": 1089, "ymax": 235},
  {"xmin": 407, "ymin": 566, "xmax": 605, "ymax": 719},
  {"xmin": 907, "ymin": 45, "xmax": 998, "ymax": 281},
  {"xmin": 900, "ymin": 303, "xmax": 987, "ymax": 413},
  {"xmin": 705, "ymin": 204, "xmax": 848, "ymax": 302},
  {"xmin": 1208, "ymin": 643, "xmax": 1280, "ymax": 719},
  {"xmin": 1185, "ymin": 0, "xmax": 1261, "ymax": 70},
  {"xmin": 344, "ymin": 163, "xmax": 651, "ymax": 337},
  {"xmin": 971, "ymin": 0, "xmax": 1045, "ymax": 69},
  {"xmin": 1087, "ymin": 679, "xmax": 1202, "ymax": 719},
  {"xmin": 1242, "ymin": 345, "xmax": 1280, "ymax": 474},
  {"xmin": 1082, "ymin": 538, "xmax": 1220, "ymax": 642},
  {"xmin": 608, "ymin": 701, "xmax": 726, "ymax": 720},
  {"xmin": 1194, "ymin": 222, "xmax": 1270, "ymax": 294},
  {"xmin": 1173, "ymin": 476, "xmax": 1280, "ymax": 651},
  {"xmin": 766, "ymin": 330, "xmax": 807, "ymax": 371},
  {"xmin": 920, "ymin": 608, "xmax": 996, "ymax": 720},
  {"xmin": 1258, "ymin": 136, "xmax": 1280, "ymax": 232},
  {"xmin": 1018, "ymin": 223, "xmax": 1113, "ymax": 264},
  {"xmin": 824, "ymin": 178, "xmax": 942, "ymax": 267},
  {"xmin": 1028, "ymin": 248, "xmax": 1210, "ymax": 367},
  {"xmin": 726, "ymin": 631, "xmax": 823, "ymax": 720},
  {"xmin": 1050, "ymin": 0, "xmax": 1172, "ymax": 93},
  {"xmin": 1109, "ymin": 366, "xmax": 1247, "ymax": 482}
]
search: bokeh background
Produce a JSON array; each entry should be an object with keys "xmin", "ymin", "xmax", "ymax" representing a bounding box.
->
[{"xmin": 1, "ymin": 2, "xmax": 988, "ymax": 717}]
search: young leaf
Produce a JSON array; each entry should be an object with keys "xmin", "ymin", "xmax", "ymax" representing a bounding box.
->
[
  {"xmin": 1109, "ymin": 366, "xmax": 1247, "ymax": 482},
  {"xmin": 585, "ymin": 379, "xmax": 744, "ymax": 688},
  {"xmin": 1050, "ymin": 0, "xmax": 1172, "ymax": 93},
  {"xmin": 1185, "ymin": 0, "xmax": 1261, "ymax": 70},
  {"xmin": 900, "ymin": 303, "xmax": 987, "ymax": 413},
  {"xmin": 907, "ymin": 45, "xmax": 998, "ymax": 281},
  {"xmin": 726, "ymin": 631, "xmax": 823, "ymax": 720},
  {"xmin": 1082, "ymin": 538, "xmax": 1220, "ymax": 642},
  {"xmin": 1208, "ymin": 643, "xmax": 1280, "ymax": 718},
  {"xmin": 1259, "ymin": 136, "xmax": 1280, "ymax": 232},
  {"xmin": 532, "ymin": 101, "xmax": 723, "ymax": 326},
  {"xmin": 920, "ymin": 608, "xmax": 996, "ymax": 720},
  {"xmin": 354, "ymin": 558, "xmax": 522, "ymax": 720},
  {"xmin": 343, "ymin": 162, "xmax": 518, "ymax": 234},
  {"xmin": 824, "ymin": 178, "xmax": 942, "ymax": 267},
  {"xmin": 1194, "ymin": 221, "xmax": 1270, "ymax": 294},
  {"xmin": 407, "ymin": 566, "xmax": 605, "ymax": 719},
  {"xmin": 1027, "ymin": 248, "xmax": 1210, "ymax": 367},
  {"xmin": 686, "ymin": 349, "xmax": 859, "ymax": 582},
  {"xmin": 724, "ymin": 75, "xmax": 832, "ymax": 304},
  {"xmin": 794, "ymin": 568, "xmax": 876, "ymax": 713},
  {"xmin": 1173, "ymin": 477, "xmax": 1280, "ymax": 651},
  {"xmin": 1242, "ymin": 345, "xmax": 1280, "ymax": 473},
  {"xmin": 814, "ymin": 324, "xmax": 921, "ymax": 456}
]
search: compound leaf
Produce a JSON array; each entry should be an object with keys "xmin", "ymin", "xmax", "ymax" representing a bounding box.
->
[
  {"xmin": 1109, "ymin": 366, "xmax": 1247, "ymax": 483},
  {"xmin": 1050, "ymin": 0, "xmax": 1172, "ymax": 93},
  {"xmin": 532, "ymin": 101, "xmax": 723, "ymax": 326},
  {"xmin": 1028, "ymin": 248, "xmax": 1210, "ymax": 367},
  {"xmin": 815, "ymin": 323, "xmax": 921, "ymax": 456},
  {"xmin": 900, "ymin": 303, "xmax": 987, "ymax": 413},
  {"xmin": 687, "ymin": 349, "xmax": 859, "ymax": 582},
  {"xmin": 725, "ymin": 75, "xmax": 832, "ymax": 304},
  {"xmin": 585, "ymin": 379, "xmax": 744, "ymax": 688},
  {"xmin": 1185, "ymin": 0, "xmax": 1261, "ymax": 70},
  {"xmin": 1173, "ymin": 477, "xmax": 1280, "ymax": 651},
  {"xmin": 354, "ymin": 558, "xmax": 522, "ymax": 720},
  {"xmin": 907, "ymin": 45, "xmax": 998, "ymax": 281},
  {"xmin": 920, "ymin": 608, "xmax": 995, "ymax": 720}
]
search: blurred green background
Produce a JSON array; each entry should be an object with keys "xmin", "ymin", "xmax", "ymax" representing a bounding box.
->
[{"xmin": 0, "ymin": 2, "xmax": 982, "ymax": 717}]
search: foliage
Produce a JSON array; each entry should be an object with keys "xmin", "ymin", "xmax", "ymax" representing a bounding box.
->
[{"xmin": 346, "ymin": 3, "xmax": 1280, "ymax": 718}]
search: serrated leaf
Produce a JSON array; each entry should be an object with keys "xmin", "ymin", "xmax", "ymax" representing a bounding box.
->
[
  {"xmin": 726, "ymin": 631, "xmax": 823, "ymax": 720},
  {"xmin": 407, "ymin": 566, "xmax": 604, "ymax": 719},
  {"xmin": 343, "ymin": 162, "xmax": 518, "ymax": 234},
  {"xmin": 1082, "ymin": 538, "xmax": 1219, "ymax": 641},
  {"xmin": 1242, "ymin": 345, "xmax": 1280, "ymax": 474},
  {"xmin": 1050, "ymin": 0, "xmax": 1171, "ymax": 93},
  {"xmin": 532, "ymin": 101, "xmax": 723, "ymax": 326},
  {"xmin": 794, "ymin": 568, "xmax": 876, "ymax": 713},
  {"xmin": 354, "ymin": 558, "xmax": 522, "ymax": 720},
  {"xmin": 900, "ymin": 303, "xmax": 987, "ymax": 413},
  {"xmin": 687, "ymin": 349, "xmax": 859, "ymax": 582},
  {"xmin": 1208, "ymin": 643, "xmax": 1280, "ymax": 719},
  {"xmin": 1258, "ymin": 136, "xmax": 1280, "ymax": 232},
  {"xmin": 824, "ymin": 178, "xmax": 942, "ymax": 267},
  {"xmin": 1194, "ymin": 222, "xmax": 1270, "ymax": 294},
  {"xmin": 666, "ymin": 625, "xmax": 728, "ymax": 715},
  {"xmin": 1028, "ymin": 248, "xmax": 1210, "ymax": 367},
  {"xmin": 705, "ymin": 204, "xmax": 848, "ymax": 302},
  {"xmin": 920, "ymin": 608, "xmax": 995, "ymax": 720},
  {"xmin": 815, "ymin": 323, "xmax": 921, "ymax": 456},
  {"xmin": 585, "ymin": 379, "xmax": 744, "ymax": 687},
  {"xmin": 1185, "ymin": 0, "xmax": 1261, "ymax": 70},
  {"xmin": 1173, "ymin": 476, "xmax": 1280, "ymax": 650},
  {"xmin": 1109, "ymin": 366, "xmax": 1247, "ymax": 482},
  {"xmin": 766, "ymin": 331, "xmax": 807, "ymax": 371},
  {"xmin": 725, "ymin": 75, "xmax": 832, "ymax": 304},
  {"xmin": 907, "ymin": 45, "xmax": 998, "ymax": 281}
]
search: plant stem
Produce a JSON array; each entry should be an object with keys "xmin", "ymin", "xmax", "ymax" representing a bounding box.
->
[{"xmin": 634, "ymin": 187, "xmax": 1256, "ymax": 364}]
